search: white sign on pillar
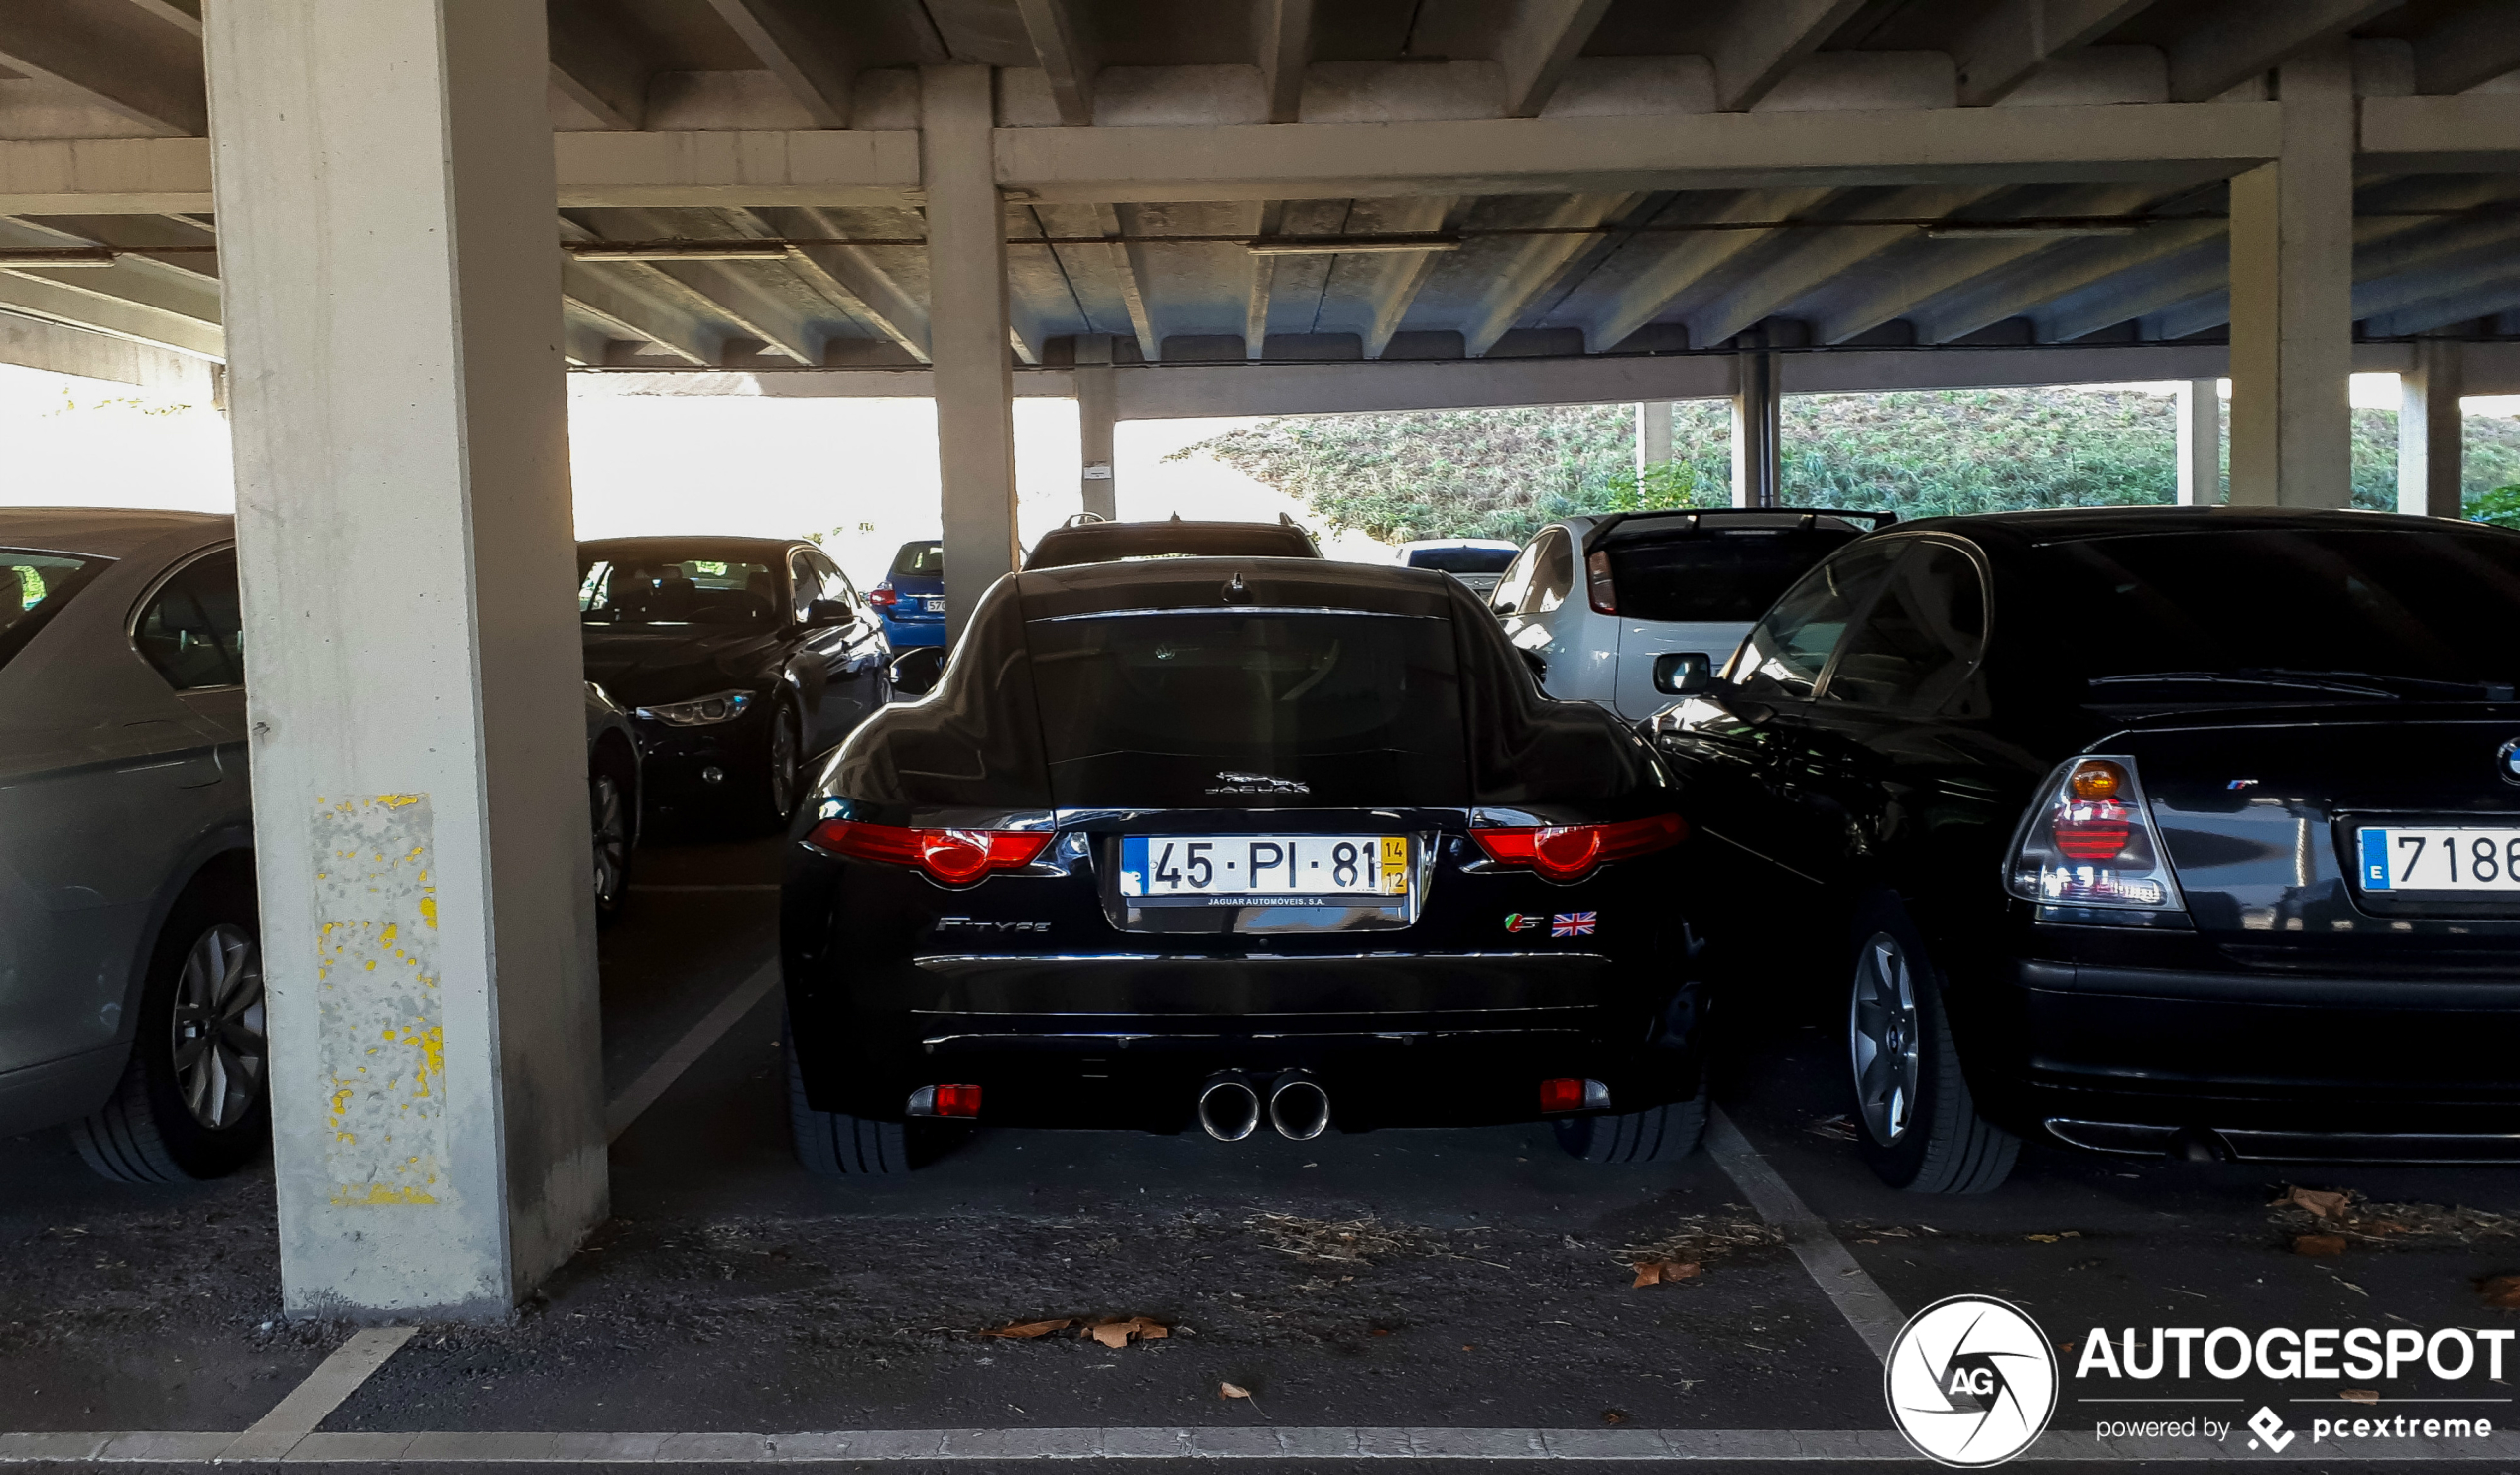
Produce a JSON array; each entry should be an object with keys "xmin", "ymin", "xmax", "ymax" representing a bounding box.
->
[{"xmin": 206, "ymin": 0, "xmax": 606, "ymax": 1319}]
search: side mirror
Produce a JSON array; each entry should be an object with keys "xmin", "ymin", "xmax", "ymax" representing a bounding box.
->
[
  {"xmin": 1518, "ymin": 648, "xmax": 1547, "ymax": 682},
  {"xmin": 1491, "ymin": 598, "xmax": 1516, "ymax": 616},
  {"xmin": 1652, "ymin": 651, "xmax": 1715, "ymax": 696},
  {"xmin": 805, "ymin": 597, "xmax": 856, "ymax": 628},
  {"xmin": 888, "ymin": 646, "xmax": 946, "ymax": 697}
]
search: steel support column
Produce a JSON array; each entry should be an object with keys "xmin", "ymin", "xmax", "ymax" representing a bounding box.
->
[
  {"xmin": 205, "ymin": 0, "xmax": 603, "ymax": 1319},
  {"xmin": 923, "ymin": 64, "xmax": 1019, "ymax": 643}
]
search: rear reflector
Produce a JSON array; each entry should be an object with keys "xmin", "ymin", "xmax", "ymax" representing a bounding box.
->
[
  {"xmin": 908, "ymin": 1084, "xmax": 982, "ymax": 1118},
  {"xmin": 805, "ymin": 819, "xmax": 1052, "ymax": 887},
  {"xmin": 1470, "ymin": 813, "xmax": 1686, "ymax": 882},
  {"xmin": 1540, "ymin": 1078, "xmax": 1611, "ymax": 1114}
]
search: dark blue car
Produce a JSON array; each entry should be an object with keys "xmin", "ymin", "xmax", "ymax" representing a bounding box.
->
[{"xmin": 870, "ymin": 540, "xmax": 944, "ymax": 649}]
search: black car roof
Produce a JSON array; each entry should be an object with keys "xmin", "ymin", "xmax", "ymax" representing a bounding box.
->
[
  {"xmin": 1884, "ymin": 505, "xmax": 2512, "ymax": 548},
  {"xmin": 1013, "ymin": 555, "xmax": 1454, "ymax": 621},
  {"xmin": 0, "ymin": 507, "xmax": 227, "ymax": 558},
  {"xmin": 1024, "ymin": 519, "xmax": 1319, "ymax": 569}
]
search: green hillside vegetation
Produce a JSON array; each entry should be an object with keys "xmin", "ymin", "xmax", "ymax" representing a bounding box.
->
[{"xmin": 1175, "ymin": 388, "xmax": 2520, "ymax": 545}]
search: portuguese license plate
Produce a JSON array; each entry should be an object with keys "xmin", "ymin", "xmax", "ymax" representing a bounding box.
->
[
  {"xmin": 1119, "ymin": 835, "xmax": 1408, "ymax": 900},
  {"xmin": 2357, "ymin": 827, "xmax": 2520, "ymax": 892}
]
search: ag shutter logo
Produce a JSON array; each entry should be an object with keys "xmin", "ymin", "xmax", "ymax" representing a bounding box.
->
[{"xmin": 1885, "ymin": 1295, "xmax": 2059, "ymax": 1467}]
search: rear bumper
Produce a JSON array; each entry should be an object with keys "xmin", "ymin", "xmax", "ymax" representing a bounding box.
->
[
  {"xmin": 1986, "ymin": 953, "xmax": 2520, "ymax": 1145},
  {"xmin": 877, "ymin": 612, "xmax": 944, "ymax": 649},
  {"xmin": 789, "ymin": 952, "xmax": 1702, "ymax": 1131}
]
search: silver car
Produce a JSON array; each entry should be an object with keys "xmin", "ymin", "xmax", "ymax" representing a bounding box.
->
[{"xmin": 1, "ymin": 509, "xmax": 639, "ymax": 1183}]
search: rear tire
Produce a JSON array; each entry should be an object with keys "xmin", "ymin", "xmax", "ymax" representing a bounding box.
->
[
  {"xmin": 762, "ymin": 697, "xmax": 803, "ymax": 829},
  {"xmin": 1556, "ymin": 1079, "xmax": 1709, "ymax": 1165},
  {"xmin": 72, "ymin": 869, "xmax": 269, "ymax": 1184},
  {"xmin": 1847, "ymin": 896, "xmax": 2016, "ymax": 1195},
  {"xmin": 589, "ymin": 768, "xmax": 632, "ymax": 927},
  {"xmin": 786, "ymin": 1024, "xmax": 918, "ymax": 1177}
]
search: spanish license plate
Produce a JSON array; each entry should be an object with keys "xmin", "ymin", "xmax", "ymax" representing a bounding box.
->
[
  {"xmin": 922, "ymin": 596, "xmax": 946, "ymax": 613},
  {"xmin": 1119, "ymin": 834, "xmax": 1408, "ymax": 900},
  {"xmin": 2356, "ymin": 827, "xmax": 2520, "ymax": 891}
]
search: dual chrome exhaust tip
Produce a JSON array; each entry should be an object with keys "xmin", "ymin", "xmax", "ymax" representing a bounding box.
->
[{"xmin": 1197, "ymin": 1071, "xmax": 1330, "ymax": 1142}]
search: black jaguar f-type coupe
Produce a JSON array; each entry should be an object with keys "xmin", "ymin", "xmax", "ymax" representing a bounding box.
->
[{"xmin": 781, "ymin": 556, "xmax": 1698, "ymax": 1174}]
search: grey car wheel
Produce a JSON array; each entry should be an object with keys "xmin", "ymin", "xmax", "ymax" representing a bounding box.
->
[
  {"xmin": 171, "ymin": 923, "xmax": 266, "ymax": 1131},
  {"xmin": 1849, "ymin": 930, "xmax": 1921, "ymax": 1148},
  {"xmin": 590, "ymin": 771, "xmax": 630, "ymax": 918}
]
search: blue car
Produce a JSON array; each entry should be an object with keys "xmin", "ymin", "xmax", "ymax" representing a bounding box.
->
[{"xmin": 870, "ymin": 539, "xmax": 944, "ymax": 650}]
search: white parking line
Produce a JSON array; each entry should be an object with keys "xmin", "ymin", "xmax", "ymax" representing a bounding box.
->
[
  {"xmin": 604, "ymin": 958, "xmax": 781, "ymax": 1143},
  {"xmin": 213, "ymin": 1327, "xmax": 415, "ymax": 1462},
  {"xmin": 6, "ymin": 1426, "xmax": 2516, "ymax": 1463},
  {"xmin": 1704, "ymin": 1107, "xmax": 1907, "ymax": 1364}
]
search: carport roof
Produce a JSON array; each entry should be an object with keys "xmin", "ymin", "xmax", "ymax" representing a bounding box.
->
[{"xmin": 0, "ymin": 1, "xmax": 2516, "ymax": 387}]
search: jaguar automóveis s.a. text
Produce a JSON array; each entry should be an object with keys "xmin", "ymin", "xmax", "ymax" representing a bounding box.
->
[{"xmin": 781, "ymin": 556, "xmax": 1699, "ymax": 1173}]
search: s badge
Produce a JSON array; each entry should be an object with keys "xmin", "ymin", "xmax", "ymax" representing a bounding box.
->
[{"xmin": 1504, "ymin": 913, "xmax": 1543, "ymax": 932}]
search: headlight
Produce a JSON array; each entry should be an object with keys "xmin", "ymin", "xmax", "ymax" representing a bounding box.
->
[{"xmin": 634, "ymin": 689, "xmax": 755, "ymax": 726}]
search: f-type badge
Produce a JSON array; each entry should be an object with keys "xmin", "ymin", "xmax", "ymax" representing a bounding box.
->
[
  {"xmin": 1207, "ymin": 770, "xmax": 1310, "ymax": 796},
  {"xmin": 2498, "ymin": 738, "xmax": 2520, "ymax": 787}
]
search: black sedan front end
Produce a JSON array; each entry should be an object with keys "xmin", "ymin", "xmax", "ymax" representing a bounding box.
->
[{"xmin": 781, "ymin": 557, "xmax": 1701, "ymax": 1169}]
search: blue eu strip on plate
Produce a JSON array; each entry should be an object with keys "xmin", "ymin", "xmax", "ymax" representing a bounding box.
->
[{"xmin": 2359, "ymin": 827, "xmax": 2391, "ymax": 890}]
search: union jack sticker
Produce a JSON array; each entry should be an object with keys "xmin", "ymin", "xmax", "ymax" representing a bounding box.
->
[{"xmin": 1551, "ymin": 911, "xmax": 1596, "ymax": 937}]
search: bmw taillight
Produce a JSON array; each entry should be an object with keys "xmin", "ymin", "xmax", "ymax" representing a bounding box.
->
[
  {"xmin": 2005, "ymin": 756, "xmax": 2185, "ymax": 914},
  {"xmin": 804, "ymin": 819, "xmax": 1051, "ymax": 887},
  {"xmin": 869, "ymin": 581, "xmax": 898, "ymax": 608},
  {"xmin": 1585, "ymin": 550, "xmax": 1618, "ymax": 615},
  {"xmin": 1469, "ymin": 813, "xmax": 1686, "ymax": 883}
]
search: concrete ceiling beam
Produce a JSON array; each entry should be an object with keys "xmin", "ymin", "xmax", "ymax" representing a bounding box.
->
[
  {"xmin": 0, "ymin": 269, "xmax": 219, "ymax": 357},
  {"xmin": 1092, "ymin": 201, "xmax": 1161, "ymax": 361},
  {"xmin": 1812, "ymin": 182, "xmax": 2170, "ymax": 343},
  {"xmin": 1580, "ymin": 187, "xmax": 1835, "ymax": 351},
  {"xmin": 2361, "ymin": 93, "xmax": 2520, "ymax": 171},
  {"xmin": 1685, "ymin": 185, "xmax": 2001, "ymax": 350},
  {"xmin": 2410, "ymin": 0, "xmax": 2520, "ymax": 96},
  {"xmin": 1951, "ymin": 0, "xmax": 2158, "ymax": 107},
  {"xmin": 2032, "ymin": 238, "xmax": 2228, "ymax": 341},
  {"xmin": 1497, "ymin": 0, "xmax": 1616, "ymax": 118},
  {"xmin": 752, "ymin": 204, "xmax": 931, "ymax": 360},
  {"xmin": 1014, "ymin": 0, "xmax": 1096, "ymax": 128},
  {"xmin": 702, "ymin": 0, "xmax": 860, "ymax": 129},
  {"xmin": 1458, "ymin": 191, "xmax": 1640, "ymax": 357},
  {"xmin": 1906, "ymin": 218, "xmax": 2224, "ymax": 342},
  {"xmin": 1710, "ymin": 0, "xmax": 1873, "ymax": 112},
  {"xmin": 548, "ymin": 0, "xmax": 654, "ymax": 131},
  {"xmin": 1362, "ymin": 197, "xmax": 1474, "ymax": 358},
  {"xmin": 1243, "ymin": 200, "xmax": 1282, "ymax": 358},
  {"xmin": 2363, "ymin": 273, "xmax": 2520, "ymax": 337},
  {"xmin": 559, "ymin": 257, "xmax": 723, "ymax": 365},
  {"xmin": 0, "ymin": 0, "xmax": 206, "ymax": 136},
  {"xmin": 2167, "ymin": 0, "xmax": 2404, "ymax": 103},
  {"xmin": 1255, "ymin": 1, "xmax": 1312, "ymax": 124}
]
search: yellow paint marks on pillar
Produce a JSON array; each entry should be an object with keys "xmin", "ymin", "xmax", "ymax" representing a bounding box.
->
[{"xmin": 312, "ymin": 792, "xmax": 449, "ymax": 1210}]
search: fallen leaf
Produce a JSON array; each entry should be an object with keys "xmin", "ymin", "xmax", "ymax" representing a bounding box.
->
[
  {"xmin": 1602, "ymin": 1410, "xmax": 1628, "ymax": 1425},
  {"xmin": 1084, "ymin": 1316, "xmax": 1169, "ymax": 1348},
  {"xmin": 1630, "ymin": 1258, "xmax": 1701, "ymax": 1288},
  {"xmin": 2026, "ymin": 1234, "xmax": 2061, "ymax": 1244},
  {"xmin": 2059, "ymin": 1230, "xmax": 2082, "ymax": 1239},
  {"xmin": 2294, "ymin": 1234, "xmax": 2348, "ymax": 1258},
  {"xmin": 2341, "ymin": 1389, "xmax": 2380, "ymax": 1404},
  {"xmin": 979, "ymin": 1319, "xmax": 1074, "ymax": 1340},
  {"xmin": 1220, "ymin": 1382, "xmax": 1252, "ymax": 1401},
  {"xmin": 2478, "ymin": 1274, "xmax": 2520, "ymax": 1309},
  {"xmin": 1369, "ymin": 1328, "xmax": 1392, "ymax": 1337},
  {"xmin": 2278, "ymin": 1187, "xmax": 2352, "ymax": 1220}
]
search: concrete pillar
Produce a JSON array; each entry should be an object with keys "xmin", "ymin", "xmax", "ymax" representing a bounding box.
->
[
  {"xmin": 1075, "ymin": 334, "xmax": 1118, "ymax": 521},
  {"xmin": 205, "ymin": 0, "xmax": 603, "ymax": 1319},
  {"xmin": 1635, "ymin": 400, "xmax": 1673, "ymax": 479},
  {"xmin": 1730, "ymin": 351, "xmax": 1780, "ymax": 508},
  {"xmin": 2226, "ymin": 40, "xmax": 2354, "ymax": 509},
  {"xmin": 2399, "ymin": 337, "xmax": 2464, "ymax": 519},
  {"xmin": 923, "ymin": 65, "xmax": 1019, "ymax": 643},
  {"xmin": 2176, "ymin": 379, "xmax": 2221, "ymax": 505}
]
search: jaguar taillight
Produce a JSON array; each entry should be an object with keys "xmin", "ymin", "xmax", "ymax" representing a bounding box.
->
[
  {"xmin": 804, "ymin": 819, "xmax": 1051, "ymax": 887},
  {"xmin": 2005, "ymin": 756, "xmax": 2184, "ymax": 915},
  {"xmin": 1469, "ymin": 813, "xmax": 1686, "ymax": 883}
]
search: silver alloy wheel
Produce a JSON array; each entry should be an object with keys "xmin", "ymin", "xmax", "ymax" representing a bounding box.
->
[
  {"xmin": 1849, "ymin": 930, "xmax": 1921, "ymax": 1147},
  {"xmin": 769, "ymin": 706, "xmax": 800, "ymax": 818},
  {"xmin": 171, "ymin": 923, "xmax": 266, "ymax": 1131},
  {"xmin": 590, "ymin": 773, "xmax": 629, "ymax": 908}
]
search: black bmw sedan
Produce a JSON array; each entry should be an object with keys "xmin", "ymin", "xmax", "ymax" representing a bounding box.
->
[
  {"xmin": 781, "ymin": 556, "xmax": 1699, "ymax": 1174},
  {"xmin": 579, "ymin": 537, "xmax": 890, "ymax": 824},
  {"xmin": 1651, "ymin": 507, "xmax": 2520, "ymax": 1194}
]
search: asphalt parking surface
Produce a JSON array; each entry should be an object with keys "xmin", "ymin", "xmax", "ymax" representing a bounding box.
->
[{"xmin": 8, "ymin": 829, "xmax": 2520, "ymax": 1470}]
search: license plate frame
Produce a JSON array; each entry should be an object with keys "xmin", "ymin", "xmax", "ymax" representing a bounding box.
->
[
  {"xmin": 1118, "ymin": 833, "xmax": 1410, "ymax": 904},
  {"xmin": 2354, "ymin": 825, "xmax": 2520, "ymax": 893}
]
